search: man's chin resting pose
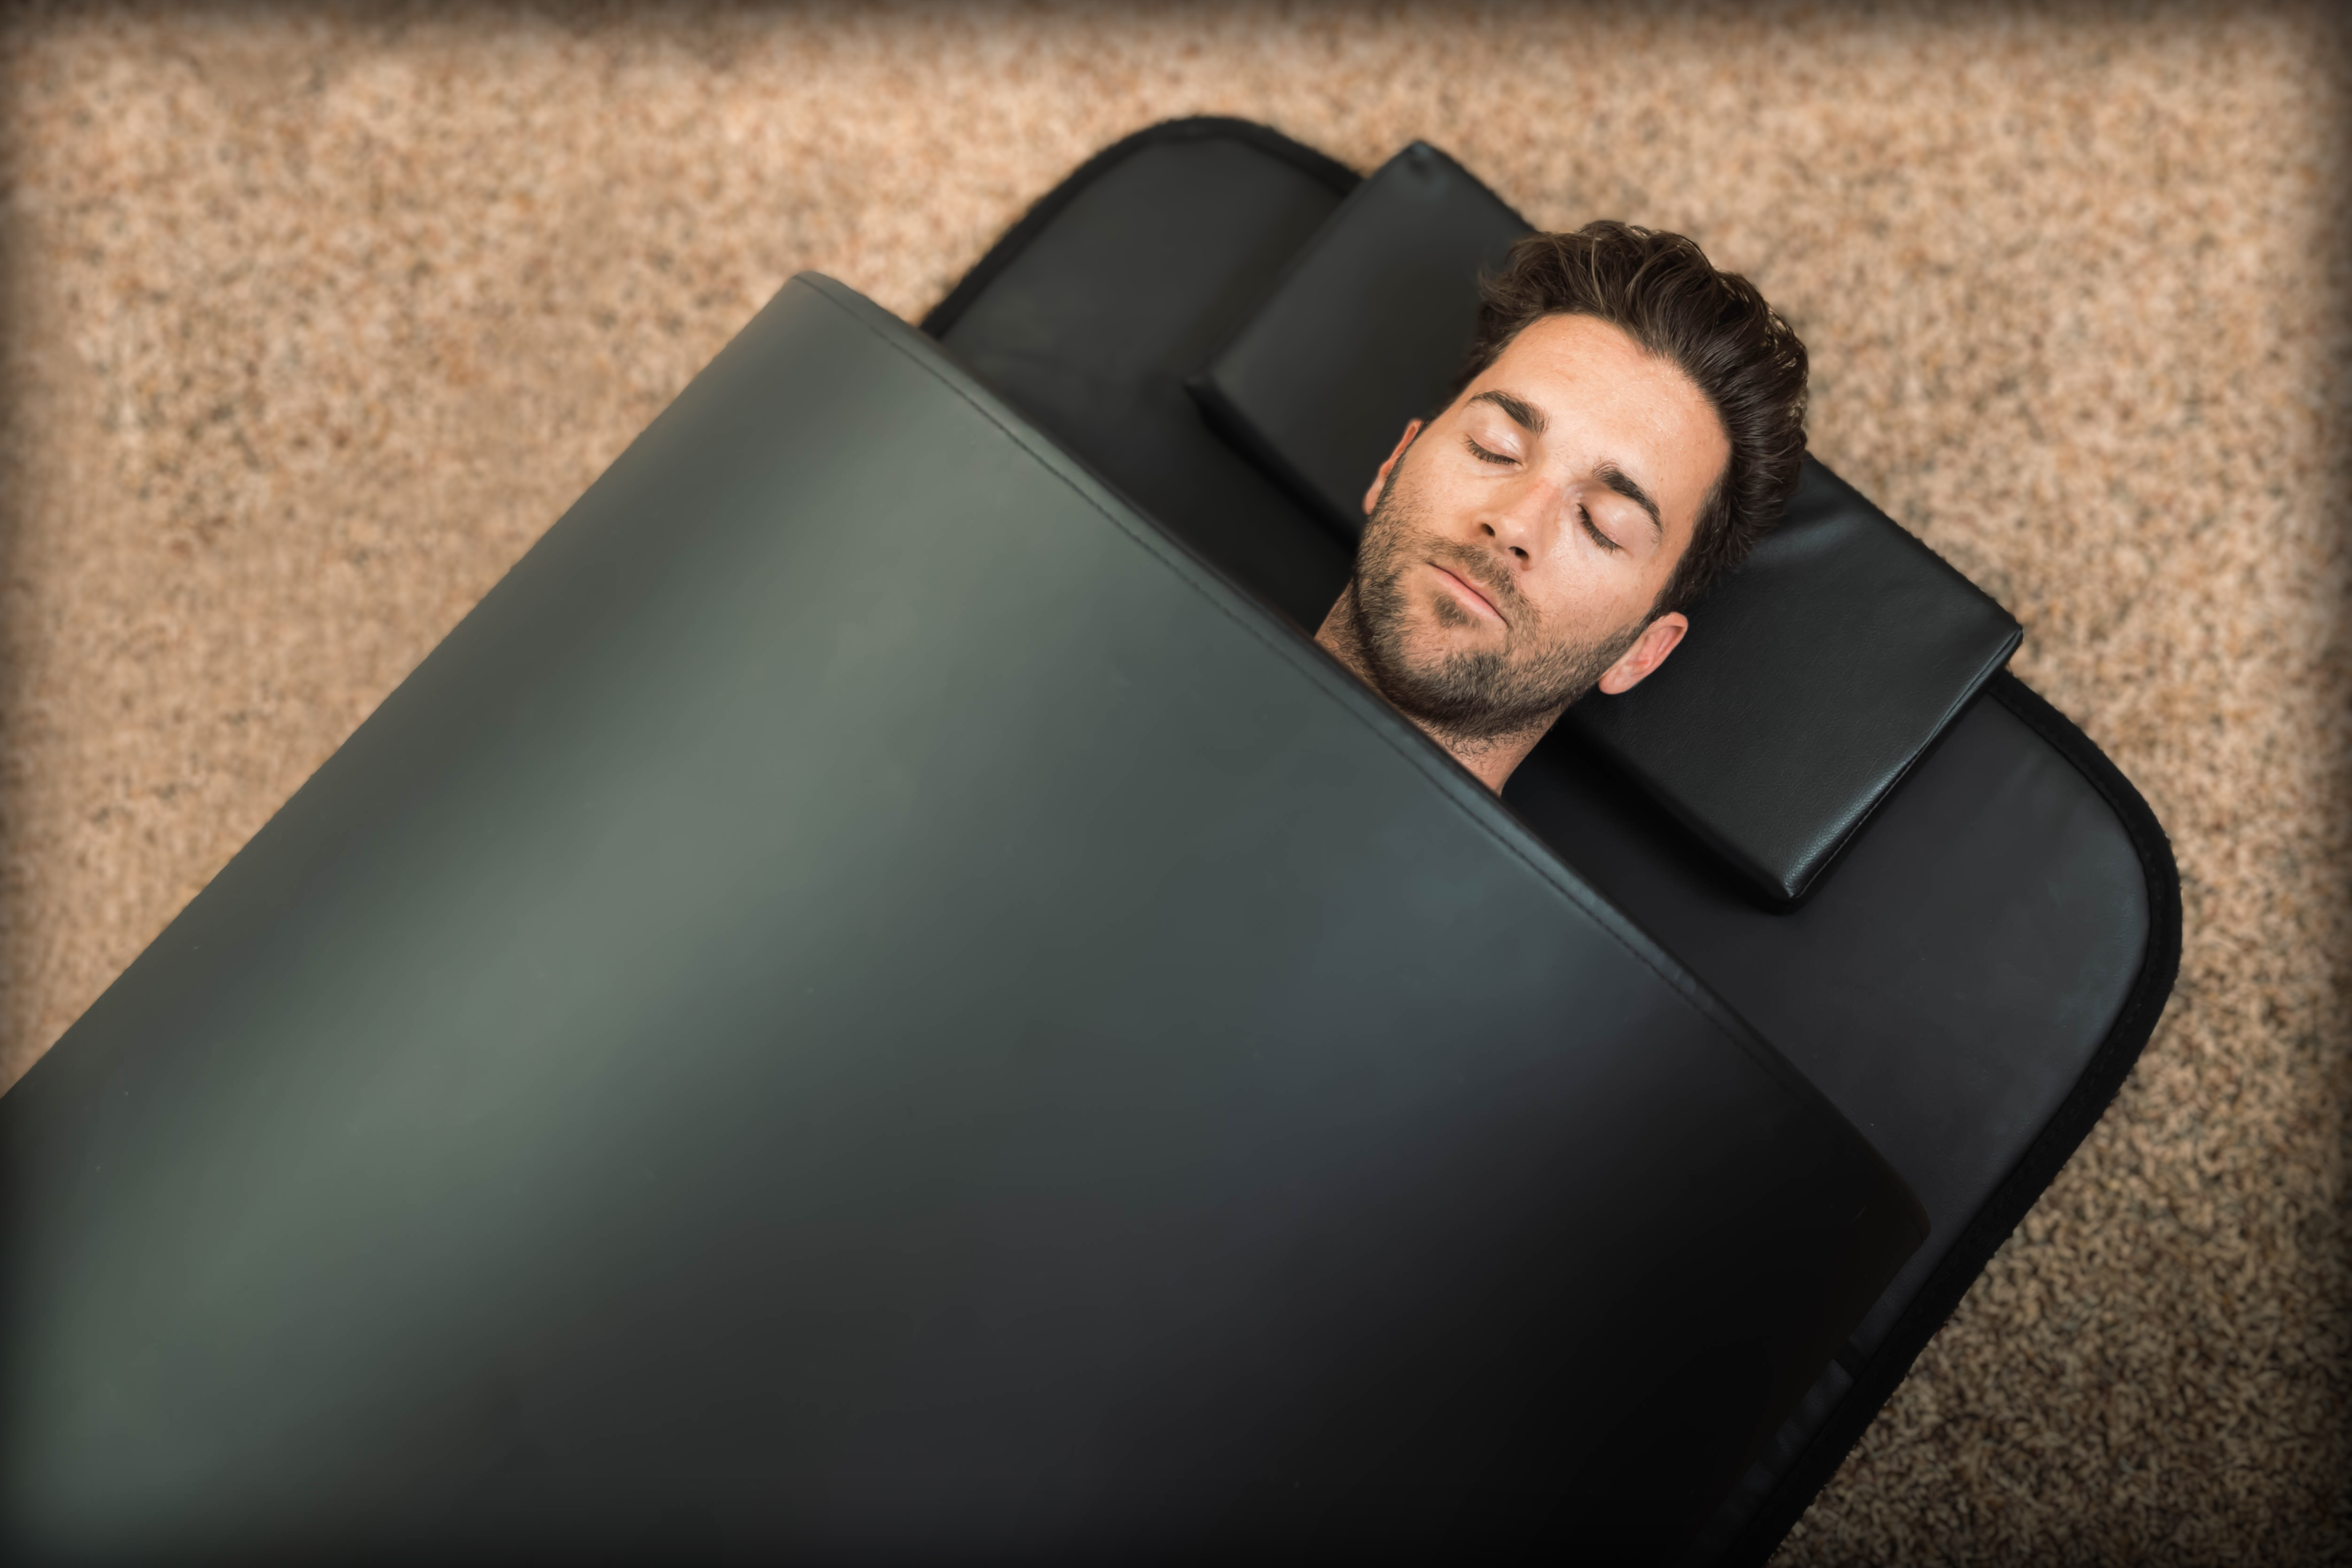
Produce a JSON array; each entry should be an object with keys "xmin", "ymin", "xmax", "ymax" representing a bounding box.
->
[{"xmin": 1315, "ymin": 221, "xmax": 1812, "ymax": 792}]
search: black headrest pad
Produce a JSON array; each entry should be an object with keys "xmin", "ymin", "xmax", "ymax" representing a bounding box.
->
[
  {"xmin": 1561, "ymin": 461, "xmax": 2021, "ymax": 901},
  {"xmin": 1188, "ymin": 142, "xmax": 2022, "ymax": 904}
]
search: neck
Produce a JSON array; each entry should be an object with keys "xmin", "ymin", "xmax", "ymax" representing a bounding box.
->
[{"xmin": 1312, "ymin": 584, "xmax": 1553, "ymax": 794}]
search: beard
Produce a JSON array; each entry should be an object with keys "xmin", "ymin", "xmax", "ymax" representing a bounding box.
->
[{"xmin": 1348, "ymin": 465, "xmax": 1647, "ymax": 746}]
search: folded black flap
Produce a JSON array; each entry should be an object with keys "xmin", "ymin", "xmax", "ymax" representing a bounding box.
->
[
  {"xmin": 1562, "ymin": 460, "xmax": 2022, "ymax": 903},
  {"xmin": 1188, "ymin": 142, "xmax": 1530, "ymax": 539},
  {"xmin": 1187, "ymin": 140, "xmax": 2022, "ymax": 905}
]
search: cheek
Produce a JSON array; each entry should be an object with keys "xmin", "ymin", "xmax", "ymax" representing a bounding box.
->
[
  {"xmin": 1377, "ymin": 441, "xmax": 1471, "ymax": 536},
  {"xmin": 1520, "ymin": 558, "xmax": 1657, "ymax": 648}
]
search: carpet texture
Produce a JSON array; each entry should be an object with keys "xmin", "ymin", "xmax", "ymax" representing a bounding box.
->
[{"xmin": 1, "ymin": 2, "xmax": 2345, "ymax": 1561}]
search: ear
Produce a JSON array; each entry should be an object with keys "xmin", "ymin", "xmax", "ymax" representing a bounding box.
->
[
  {"xmin": 1362, "ymin": 419, "xmax": 1424, "ymax": 518},
  {"xmin": 1595, "ymin": 611, "xmax": 1689, "ymax": 695}
]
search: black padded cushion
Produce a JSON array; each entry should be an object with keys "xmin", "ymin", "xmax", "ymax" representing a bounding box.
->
[
  {"xmin": 1189, "ymin": 142, "xmax": 2022, "ymax": 904},
  {"xmin": 1189, "ymin": 142, "xmax": 1527, "ymax": 538}
]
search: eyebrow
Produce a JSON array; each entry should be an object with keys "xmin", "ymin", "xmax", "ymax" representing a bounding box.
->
[
  {"xmin": 1594, "ymin": 461, "xmax": 1665, "ymax": 542},
  {"xmin": 1468, "ymin": 390, "xmax": 1664, "ymax": 542},
  {"xmin": 1468, "ymin": 388, "xmax": 1548, "ymax": 435}
]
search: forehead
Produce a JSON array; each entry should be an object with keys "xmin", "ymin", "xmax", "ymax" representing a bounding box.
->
[{"xmin": 1471, "ymin": 314, "xmax": 1728, "ymax": 518}]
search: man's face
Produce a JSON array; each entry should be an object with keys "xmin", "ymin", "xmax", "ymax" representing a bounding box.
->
[{"xmin": 1347, "ymin": 313, "xmax": 1731, "ymax": 743}]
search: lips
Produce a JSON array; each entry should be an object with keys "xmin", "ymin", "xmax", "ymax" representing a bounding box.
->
[{"xmin": 1430, "ymin": 561, "xmax": 1506, "ymax": 624}]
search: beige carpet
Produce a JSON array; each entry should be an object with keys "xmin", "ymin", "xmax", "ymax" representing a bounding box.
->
[{"xmin": 2, "ymin": 1, "xmax": 2345, "ymax": 1560}]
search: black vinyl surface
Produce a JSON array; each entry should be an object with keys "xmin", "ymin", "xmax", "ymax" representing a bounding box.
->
[
  {"xmin": 0, "ymin": 273, "xmax": 1924, "ymax": 1563},
  {"xmin": 1513, "ymin": 690, "xmax": 2148, "ymax": 1359},
  {"xmin": 927, "ymin": 119, "xmax": 1357, "ymax": 633},
  {"xmin": 927, "ymin": 118, "xmax": 2178, "ymax": 1565}
]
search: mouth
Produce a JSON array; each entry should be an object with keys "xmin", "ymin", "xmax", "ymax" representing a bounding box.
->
[{"xmin": 1429, "ymin": 562, "xmax": 1506, "ymax": 625}]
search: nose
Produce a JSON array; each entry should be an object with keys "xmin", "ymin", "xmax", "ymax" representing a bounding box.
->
[{"xmin": 1477, "ymin": 470, "xmax": 1559, "ymax": 569}]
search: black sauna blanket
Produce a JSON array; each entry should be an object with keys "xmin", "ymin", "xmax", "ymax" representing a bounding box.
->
[{"xmin": 0, "ymin": 274, "xmax": 1922, "ymax": 1564}]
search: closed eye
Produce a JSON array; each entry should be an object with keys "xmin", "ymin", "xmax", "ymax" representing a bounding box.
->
[
  {"xmin": 1580, "ymin": 504, "xmax": 1623, "ymax": 554},
  {"xmin": 1464, "ymin": 437, "xmax": 1516, "ymax": 465}
]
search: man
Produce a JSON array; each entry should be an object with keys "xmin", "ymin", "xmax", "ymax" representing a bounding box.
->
[{"xmin": 1315, "ymin": 221, "xmax": 1810, "ymax": 791}]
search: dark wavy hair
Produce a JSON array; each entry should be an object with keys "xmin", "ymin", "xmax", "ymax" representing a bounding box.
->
[{"xmin": 1447, "ymin": 222, "xmax": 1810, "ymax": 616}]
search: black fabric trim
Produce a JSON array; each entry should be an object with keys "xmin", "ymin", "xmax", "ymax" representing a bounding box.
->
[
  {"xmin": 1718, "ymin": 669, "xmax": 2184, "ymax": 1567},
  {"xmin": 917, "ymin": 117, "xmax": 1362, "ymax": 340}
]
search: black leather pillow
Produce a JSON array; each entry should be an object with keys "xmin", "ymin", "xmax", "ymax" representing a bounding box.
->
[
  {"xmin": 1189, "ymin": 142, "xmax": 2022, "ymax": 905},
  {"xmin": 1564, "ymin": 462, "xmax": 2022, "ymax": 902}
]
